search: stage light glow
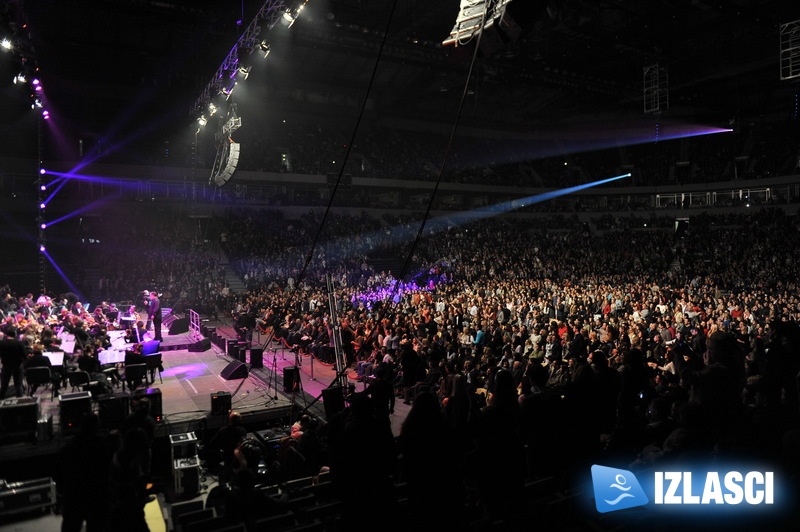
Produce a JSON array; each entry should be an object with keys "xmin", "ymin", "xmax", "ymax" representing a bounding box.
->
[
  {"xmin": 1, "ymin": 38, "xmax": 11, "ymax": 50},
  {"xmin": 208, "ymin": 103, "xmax": 217, "ymax": 116},
  {"xmin": 31, "ymin": 78, "xmax": 40, "ymax": 85},
  {"xmin": 198, "ymin": 115, "xmax": 208, "ymax": 127},
  {"xmin": 13, "ymin": 72, "xmax": 25, "ymax": 84},
  {"xmin": 39, "ymin": 244, "xmax": 45, "ymax": 252},
  {"xmin": 40, "ymin": 185, "xmax": 46, "ymax": 191},
  {"xmin": 42, "ymin": 110, "xmax": 50, "ymax": 120},
  {"xmin": 40, "ymin": 203, "xmax": 46, "ymax": 209},
  {"xmin": 40, "ymin": 223, "xmax": 46, "ymax": 230},
  {"xmin": 238, "ymin": 66, "xmax": 251, "ymax": 80}
]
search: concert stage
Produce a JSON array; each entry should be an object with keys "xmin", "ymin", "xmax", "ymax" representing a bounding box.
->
[{"xmin": 0, "ymin": 319, "xmax": 410, "ymax": 485}]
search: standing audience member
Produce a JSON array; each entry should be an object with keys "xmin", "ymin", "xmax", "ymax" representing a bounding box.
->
[
  {"xmin": 0, "ymin": 327, "xmax": 27, "ymax": 399},
  {"xmin": 55, "ymin": 413, "xmax": 115, "ymax": 532},
  {"xmin": 398, "ymin": 391, "xmax": 465, "ymax": 531},
  {"xmin": 108, "ymin": 427, "xmax": 151, "ymax": 532}
]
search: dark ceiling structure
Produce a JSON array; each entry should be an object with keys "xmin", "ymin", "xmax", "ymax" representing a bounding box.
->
[{"xmin": 1, "ymin": 0, "xmax": 799, "ymax": 162}]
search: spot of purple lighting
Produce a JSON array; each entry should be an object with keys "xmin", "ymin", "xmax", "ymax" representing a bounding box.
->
[{"xmin": 162, "ymin": 362, "xmax": 209, "ymax": 380}]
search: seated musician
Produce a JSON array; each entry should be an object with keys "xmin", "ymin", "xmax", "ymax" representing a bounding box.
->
[
  {"xmin": 124, "ymin": 320, "xmax": 147, "ymax": 344},
  {"xmin": 123, "ymin": 343, "xmax": 147, "ymax": 390},
  {"xmin": 23, "ymin": 343, "xmax": 60, "ymax": 395},
  {"xmin": 76, "ymin": 344, "xmax": 115, "ymax": 393}
]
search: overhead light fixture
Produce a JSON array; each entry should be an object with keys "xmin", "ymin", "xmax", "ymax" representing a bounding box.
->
[
  {"xmin": 42, "ymin": 110, "xmax": 50, "ymax": 120},
  {"xmin": 221, "ymin": 81, "xmax": 236, "ymax": 100},
  {"xmin": 238, "ymin": 66, "xmax": 251, "ymax": 80},
  {"xmin": 32, "ymin": 97, "xmax": 43, "ymax": 109},
  {"xmin": 282, "ymin": 8, "xmax": 297, "ymax": 27},
  {"xmin": 1, "ymin": 38, "xmax": 11, "ymax": 51},
  {"xmin": 198, "ymin": 115, "xmax": 208, "ymax": 127},
  {"xmin": 208, "ymin": 103, "xmax": 218, "ymax": 116},
  {"xmin": 13, "ymin": 72, "xmax": 26, "ymax": 84},
  {"xmin": 260, "ymin": 40, "xmax": 271, "ymax": 58}
]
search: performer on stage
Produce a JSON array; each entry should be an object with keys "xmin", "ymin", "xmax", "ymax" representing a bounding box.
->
[{"xmin": 148, "ymin": 292, "xmax": 163, "ymax": 342}]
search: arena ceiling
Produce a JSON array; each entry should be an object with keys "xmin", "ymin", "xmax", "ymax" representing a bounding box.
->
[{"xmin": 1, "ymin": 0, "xmax": 799, "ymax": 160}]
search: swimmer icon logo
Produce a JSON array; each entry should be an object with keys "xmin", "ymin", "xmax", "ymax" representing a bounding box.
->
[{"xmin": 591, "ymin": 465, "xmax": 649, "ymax": 513}]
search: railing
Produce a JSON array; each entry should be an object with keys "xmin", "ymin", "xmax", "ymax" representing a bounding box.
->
[{"xmin": 189, "ymin": 309, "xmax": 202, "ymax": 340}]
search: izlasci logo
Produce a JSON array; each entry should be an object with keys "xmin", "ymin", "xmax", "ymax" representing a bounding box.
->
[
  {"xmin": 591, "ymin": 465, "xmax": 649, "ymax": 513},
  {"xmin": 592, "ymin": 465, "xmax": 776, "ymax": 514}
]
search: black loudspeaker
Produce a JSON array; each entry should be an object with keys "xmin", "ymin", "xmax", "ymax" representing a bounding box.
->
[
  {"xmin": 132, "ymin": 388, "xmax": 163, "ymax": 422},
  {"xmin": 321, "ymin": 386, "xmax": 346, "ymax": 419},
  {"xmin": 250, "ymin": 347, "xmax": 263, "ymax": 369},
  {"xmin": 98, "ymin": 392, "xmax": 131, "ymax": 430},
  {"xmin": 169, "ymin": 317, "xmax": 189, "ymax": 335},
  {"xmin": 59, "ymin": 392, "xmax": 93, "ymax": 434},
  {"xmin": 226, "ymin": 339, "xmax": 238, "ymax": 360},
  {"xmin": 210, "ymin": 391, "xmax": 232, "ymax": 415},
  {"xmin": 220, "ymin": 360, "xmax": 249, "ymax": 380},
  {"xmin": 283, "ymin": 366, "xmax": 300, "ymax": 393},
  {"xmin": 188, "ymin": 338, "xmax": 211, "ymax": 352},
  {"xmin": 0, "ymin": 397, "xmax": 39, "ymax": 442}
]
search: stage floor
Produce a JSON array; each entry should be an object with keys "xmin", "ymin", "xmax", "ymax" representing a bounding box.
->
[{"xmin": 19, "ymin": 319, "xmax": 411, "ymax": 441}]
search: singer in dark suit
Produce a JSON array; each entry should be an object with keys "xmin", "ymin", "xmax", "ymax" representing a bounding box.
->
[{"xmin": 148, "ymin": 292, "xmax": 163, "ymax": 341}]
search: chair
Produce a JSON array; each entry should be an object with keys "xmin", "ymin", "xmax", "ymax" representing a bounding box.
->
[
  {"xmin": 67, "ymin": 370, "xmax": 97, "ymax": 393},
  {"xmin": 124, "ymin": 363, "xmax": 148, "ymax": 391},
  {"xmin": 171, "ymin": 500, "xmax": 204, "ymax": 532},
  {"xmin": 25, "ymin": 366, "xmax": 55, "ymax": 399},
  {"xmin": 144, "ymin": 353, "xmax": 163, "ymax": 384},
  {"xmin": 177, "ymin": 508, "xmax": 216, "ymax": 532}
]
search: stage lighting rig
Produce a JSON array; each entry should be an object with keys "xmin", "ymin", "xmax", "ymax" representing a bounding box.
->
[
  {"xmin": 190, "ymin": 0, "xmax": 287, "ymax": 122},
  {"xmin": 442, "ymin": 0, "xmax": 514, "ymax": 47},
  {"xmin": 260, "ymin": 40, "xmax": 271, "ymax": 57}
]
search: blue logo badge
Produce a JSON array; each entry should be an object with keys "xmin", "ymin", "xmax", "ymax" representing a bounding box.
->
[{"xmin": 591, "ymin": 465, "xmax": 649, "ymax": 513}]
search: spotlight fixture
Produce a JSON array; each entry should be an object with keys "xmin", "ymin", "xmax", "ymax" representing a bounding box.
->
[
  {"xmin": 282, "ymin": 8, "xmax": 297, "ymax": 27},
  {"xmin": 208, "ymin": 103, "xmax": 218, "ymax": 116},
  {"xmin": 13, "ymin": 72, "xmax": 26, "ymax": 84},
  {"xmin": 260, "ymin": 40, "xmax": 271, "ymax": 58},
  {"xmin": 32, "ymin": 97, "xmax": 43, "ymax": 109},
  {"xmin": 198, "ymin": 115, "xmax": 208, "ymax": 127},
  {"xmin": 39, "ymin": 245, "xmax": 46, "ymax": 252},
  {"xmin": 221, "ymin": 81, "xmax": 236, "ymax": 100},
  {"xmin": 1, "ymin": 38, "xmax": 11, "ymax": 50},
  {"xmin": 238, "ymin": 65, "xmax": 251, "ymax": 80},
  {"xmin": 42, "ymin": 110, "xmax": 50, "ymax": 120}
]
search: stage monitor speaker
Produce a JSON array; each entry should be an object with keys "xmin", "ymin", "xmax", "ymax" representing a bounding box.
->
[
  {"xmin": 59, "ymin": 392, "xmax": 92, "ymax": 434},
  {"xmin": 163, "ymin": 313, "xmax": 178, "ymax": 328},
  {"xmin": 188, "ymin": 338, "xmax": 211, "ymax": 352},
  {"xmin": 0, "ymin": 397, "xmax": 39, "ymax": 442},
  {"xmin": 283, "ymin": 366, "xmax": 300, "ymax": 393},
  {"xmin": 98, "ymin": 392, "xmax": 131, "ymax": 431},
  {"xmin": 211, "ymin": 391, "xmax": 232, "ymax": 415},
  {"xmin": 132, "ymin": 388, "xmax": 163, "ymax": 423},
  {"xmin": 220, "ymin": 360, "xmax": 249, "ymax": 380},
  {"xmin": 250, "ymin": 347, "xmax": 263, "ymax": 369},
  {"xmin": 169, "ymin": 317, "xmax": 189, "ymax": 335},
  {"xmin": 321, "ymin": 386, "xmax": 346, "ymax": 420}
]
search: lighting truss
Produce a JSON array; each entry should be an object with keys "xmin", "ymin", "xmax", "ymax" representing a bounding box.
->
[
  {"xmin": 190, "ymin": 0, "xmax": 287, "ymax": 119},
  {"xmin": 442, "ymin": 0, "xmax": 514, "ymax": 47}
]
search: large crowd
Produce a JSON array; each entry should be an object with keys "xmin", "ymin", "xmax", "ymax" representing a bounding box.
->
[{"xmin": 4, "ymin": 201, "xmax": 800, "ymax": 529}]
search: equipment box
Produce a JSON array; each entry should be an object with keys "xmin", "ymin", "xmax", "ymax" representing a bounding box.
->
[
  {"xmin": 0, "ymin": 477, "xmax": 57, "ymax": 516},
  {"xmin": 172, "ymin": 457, "xmax": 200, "ymax": 498}
]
